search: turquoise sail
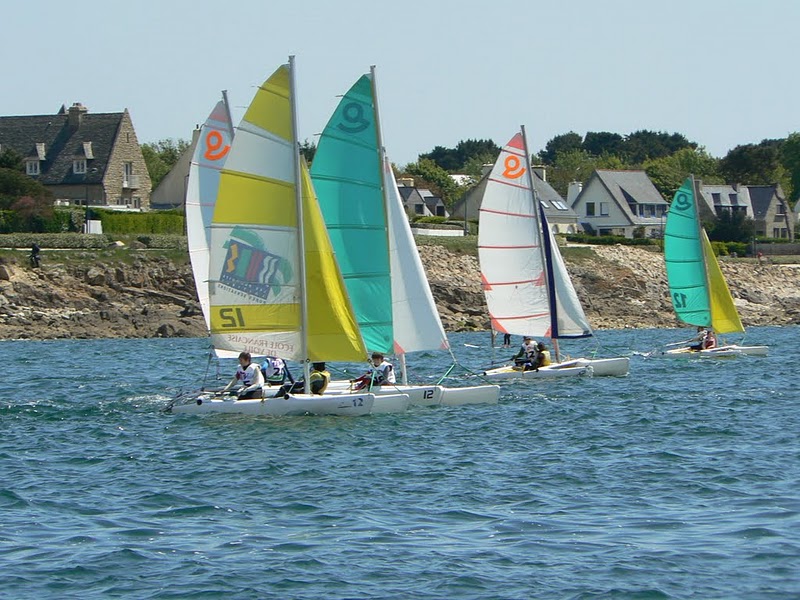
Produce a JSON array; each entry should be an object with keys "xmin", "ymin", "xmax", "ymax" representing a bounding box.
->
[
  {"xmin": 310, "ymin": 74, "xmax": 393, "ymax": 353},
  {"xmin": 663, "ymin": 177, "xmax": 710, "ymax": 326}
]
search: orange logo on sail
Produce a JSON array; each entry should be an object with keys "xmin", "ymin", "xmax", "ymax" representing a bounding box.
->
[
  {"xmin": 502, "ymin": 155, "xmax": 525, "ymax": 179},
  {"xmin": 204, "ymin": 130, "xmax": 230, "ymax": 161}
]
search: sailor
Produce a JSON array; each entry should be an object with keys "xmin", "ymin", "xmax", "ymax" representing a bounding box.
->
[
  {"xmin": 352, "ymin": 352, "xmax": 396, "ymax": 390},
  {"xmin": 273, "ymin": 362, "xmax": 330, "ymax": 397},
  {"xmin": 260, "ymin": 355, "xmax": 287, "ymax": 386},
  {"xmin": 525, "ymin": 341, "xmax": 552, "ymax": 371},
  {"xmin": 512, "ymin": 336, "xmax": 537, "ymax": 366},
  {"xmin": 222, "ymin": 351, "xmax": 265, "ymax": 399}
]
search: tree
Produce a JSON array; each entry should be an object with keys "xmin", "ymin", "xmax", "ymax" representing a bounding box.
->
[
  {"xmin": 300, "ymin": 139, "xmax": 316, "ymax": 164},
  {"xmin": 418, "ymin": 138, "xmax": 500, "ymax": 172},
  {"xmin": 582, "ymin": 131, "xmax": 624, "ymax": 157},
  {"xmin": 546, "ymin": 149, "xmax": 626, "ymax": 199},
  {"xmin": 707, "ymin": 210, "xmax": 755, "ymax": 243},
  {"xmin": 10, "ymin": 194, "xmax": 55, "ymax": 232},
  {"xmin": 719, "ymin": 140, "xmax": 785, "ymax": 185},
  {"xmin": 0, "ymin": 167, "xmax": 52, "ymax": 210},
  {"xmin": 779, "ymin": 132, "xmax": 800, "ymax": 202},
  {"xmin": 621, "ymin": 130, "xmax": 695, "ymax": 164},
  {"xmin": 644, "ymin": 147, "xmax": 722, "ymax": 199},
  {"xmin": 142, "ymin": 138, "xmax": 190, "ymax": 189},
  {"xmin": 539, "ymin": 132, "xmax": 583, "ymax": 165},
  {"xmin": 0, "ymin": 148, "xmax": 23, "ymax": 171},
  {"xmin": 401, "ymin": 158, "xmax": 464, "ymax": 207}
]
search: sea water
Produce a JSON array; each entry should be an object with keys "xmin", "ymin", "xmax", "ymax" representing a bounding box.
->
[{"xmin": 1, "ymin": 326, "xmax": 798, "ymax": 599}]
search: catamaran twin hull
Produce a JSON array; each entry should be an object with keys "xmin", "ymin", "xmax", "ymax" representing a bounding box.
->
[
  {"xmin": 170, "ymin": 391, "xmax": 410, "ymax": 417},
  {"xmin": 326, "ymin": 381, "xmax": 501, "ymax": 406},
  {"xmin": 656, "ymin": 344, "xmax": 769, "ymax": 358},
  {"xmin": 483, "ymin": 357, "xmax": 631, "ymax": 380}
]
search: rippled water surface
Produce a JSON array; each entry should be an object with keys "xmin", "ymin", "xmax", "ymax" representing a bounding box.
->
[{"xmin": 1, "ymin": 326, "xmax": 798, "ymax": 599}]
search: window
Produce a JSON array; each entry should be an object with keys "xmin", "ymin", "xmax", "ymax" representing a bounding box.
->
[
  {"xmin": 711, "ymin": 193, "xmax": 721, "ymax": 204},
  {"xmin": 599, "ymin": 202, "xmax": 609, "ymax": 216},
  {"xmin": 124, "ymin": 162, "xmax": 134, "ymax": 178},
  {"xmin": 26, "ymin": 160, "xmax": 40, "ymax": 175},
  {"xmin": 539, "ymin": 199, "xmax": 550, "ymax": 208},
  {"xmin": 73, "ymin": 159, "xmax": 87, "ymax": 174},
  {"xmin": 552, "ymin": 200, "xmax": 568, "ymax": 210},
  {"xmin": 414, "ymin": 204, "xmax": 424, "ymax": 215},
  {"xmin": 586, "ymin": 202, "xmax": 595, "ymax": 217},
  {"xmin": 777, "ymin": 204, "xmax": 786, "ymax": 215}
]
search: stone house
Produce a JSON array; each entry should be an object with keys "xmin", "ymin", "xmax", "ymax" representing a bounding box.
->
[
  {"xmin": 746, "ymin": 184, "xmax": 794, "ymax": 239},
  {"xmin": 569, "ymin": 170, "xmax": 668, "ymax": 238},
  {"xmin": 696, "ymin": 183, "xmax": 754, "ymax": 221},
  {"xmin": 0, "ymin": 103, "xmax": 152, "ymax": 209},
  {"xmin": 449, "ymin": 165, "xmax": 580, "ymax": 234}
]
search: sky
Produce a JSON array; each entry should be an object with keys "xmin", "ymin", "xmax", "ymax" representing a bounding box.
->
[{"xmin": 3, "ymin": 0, "xmax": 799, "ymax": 166}]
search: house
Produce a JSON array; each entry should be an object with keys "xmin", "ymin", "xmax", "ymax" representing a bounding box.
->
[
  {"xmin": 570, "ymin": 169, "xmax": 668, "ymax": 238},
  {"xmin": 746, "ymin": 184, "xmax": 794, "ymax": 239},
  {"xmin": 450, "ymin": 165, "xmax": 581, "ymax": 234},
  {"xmin": 396, "ymin": 178, "xmax": 449, "ymax": 218},
  {"xmin": 696, "ymin": 183, "xmax": 753, "ymax": 221},
  {"xmin": 0, "ymin": 103, "xmax": 152, "ymax": 209},
  {"xmin": 149, "ymin": 128, "xmax": 199, "ymax": 210}
]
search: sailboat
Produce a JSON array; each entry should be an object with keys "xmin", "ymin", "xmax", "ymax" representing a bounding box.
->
[
  {"xmin": 309, "ymin": 67, "xmax": 499, "ymax": 405},
  {"xmin": 478, "ymin": 129, "xmax": 630, "ymax": 379},
  {"xmin": 659, "ymin": 177, "xmax": 768, "ymax": 357},
  {"xmin": 171, "ymin": 58, "xmax": 410, "ymax": 415}
]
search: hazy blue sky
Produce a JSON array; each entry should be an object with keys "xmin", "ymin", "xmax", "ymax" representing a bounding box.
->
[{"xmin": 3, "ymin": 0, "xmax": 798, "ymax": 166}]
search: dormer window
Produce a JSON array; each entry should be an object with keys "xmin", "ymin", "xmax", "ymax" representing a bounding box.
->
[
  {"xmin": 73, "ymin": 159, "xmax": 87, "ymax": 174},
  {"xmin": 26, "ymin": 160, "xmax": 40, "ymax": 176}
]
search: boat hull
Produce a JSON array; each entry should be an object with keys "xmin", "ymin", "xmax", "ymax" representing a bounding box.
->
[
  {"xmin": 483, "ymin": 364, "xmax": 590, "ymax": 379},
  {"xmin": 660, "ymin": 344, "xmax": 769, "ymax": 358},
  {"xmin": 560, "ymin": 356, "xmax": 630, "ymax": 376},
  {"xmin": 171, "ymin": 392, "xmax": 376, "ymax": 416},
  {"xmin": 328, "ymin": 381, "xmax": 500, "ymax": 406}
]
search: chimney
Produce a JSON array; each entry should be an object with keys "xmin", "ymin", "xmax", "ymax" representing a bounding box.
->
[
  {"xmin": 67, "ymin": 102, "xmax": 88, "ymax": 130},
  {"xmin": 531, "ymin": 165, "xmax": 546, "ymax": 182},
  {"xmin": 567, "ymin": 181, "xmax": 583, "ymax": 206},
  {"xmin": 397, "ymin": 177, "xmax": 414, "ymax": 187},
  {"xmin": 481, "ymin": 163, "xmax": 493, "ymax": 177}
]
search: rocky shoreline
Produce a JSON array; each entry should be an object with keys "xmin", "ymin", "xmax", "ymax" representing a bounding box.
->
[{"xmin": 0, "ymin": 244, "xmax": 798, "ymax": 342}]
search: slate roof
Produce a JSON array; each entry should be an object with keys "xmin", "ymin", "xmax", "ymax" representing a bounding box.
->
[
  {"xmin": 0, "ymin": 107, "xmax": 123, "ymax": 185},
  {"xmin": 747, "ymin": 185, "xmax": 779, "ymax": 219},
  {"xmin": 697, "ymin": 183, "xmax": 753, "ymax": 216}
]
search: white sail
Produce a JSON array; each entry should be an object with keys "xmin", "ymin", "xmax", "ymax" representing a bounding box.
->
[
  {"xmin": 185, "ymin": 99, "xmax": 233, "ymax": 331},
  {"xmin": 384, "ymin": 155, "xmax": 450, "ymax": 353},
  {"xmin": 479, "ymin": 133, "xmax": 551, "ymax": 337}
]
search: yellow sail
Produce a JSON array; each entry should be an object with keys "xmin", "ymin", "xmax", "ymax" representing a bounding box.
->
[
  {"xmin": 702, "ymin": 229, "xmax": 744, "ymax": 334},
  {"xmin": 208, "ymin": 62, "xmax": 366, "ymax": 362},
  {"xmin": 301, "ymin": 163, "xmax": 366, "ymax": 361}
]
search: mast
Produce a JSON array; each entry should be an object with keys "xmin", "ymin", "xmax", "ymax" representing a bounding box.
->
[
  {"xmin": 288, "ymin": 55, "xmax": 311, "ymax": 393},
  {"xmin": 371, "ymin": 65, "xmax": 407, "ymax": 384},
  {"xmin": 221, "ymin": 90, "xmax": 235, "ymax": 140},
  {"xmin": 520, "ymin": 126, "xmax": 559, "ymax": 362}
]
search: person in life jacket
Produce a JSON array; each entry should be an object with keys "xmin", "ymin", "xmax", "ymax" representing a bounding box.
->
[
  {"xmin": 689, "ymin": 327, "xmax": 716, "ymax": 351},
  {"xmin": 260, "ymin": 356, "xmax": 286, "ymax": 386},
  {"xmin": 525, "ymin": 342, "xmax": 552, "ymax": 371},
  {"xmin": 273, "ymin": 362, "xmax": 330, "ymax": 397},
  {"xmin": 513, "ymin": 336, "xmax": 537, "ymax": 367},
  {"xmin": 222, "ymin": 351, "xmax": 265, "ymax": 399},
  {"xmin": 351, "ymin": 352, "xmax": 396, "ymax": 390}
]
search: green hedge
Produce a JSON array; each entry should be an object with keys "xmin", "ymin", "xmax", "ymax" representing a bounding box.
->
[
  {"xmin": 88, "ymin": 209, "xmax": 184, "ymax": 234},
  {"xmin": 0, "ymin": 208, "xmax": 86, "ymax": 234},
  {"xmin": 0, "ymin": 232, "xmax": 187, "ymax": 250},
  {"xmin": 566, "ymin": 233, "xmax": 655, "ymax": 246}
]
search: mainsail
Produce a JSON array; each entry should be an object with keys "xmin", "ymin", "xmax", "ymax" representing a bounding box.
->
[
  {"xmin": 478, "ymin": 131, "xmax": 592, "ymax": 340},
  {"xmin": 208, "ymin": 61, "xmax": 365, "ymax": 362},
  {"xmin": 664, "ymin": 177, "xmax": 744, "ymax": 334},
  {"xmin": 311, "ymin": 69, "xmax": 449, "ymax": 355}
]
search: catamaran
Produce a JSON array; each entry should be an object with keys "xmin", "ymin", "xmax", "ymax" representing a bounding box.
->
[
  {"xmin": 478, "ymin": 129, "xmax": 630, "ymax": 380},
  {"xmin": 657, "ymin": 176, "xmax": 768, "ymax": 358},
  {"xmin": 170, "ymin": 58, "xmax": 409, "ymax": 415},
  {"xmin": 309, "ymin": 67, "xmax": 499, "ymax": 406}
]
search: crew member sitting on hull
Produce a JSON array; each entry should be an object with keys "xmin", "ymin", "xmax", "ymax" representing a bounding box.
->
[
  {"xmin": 261, "ymin": 356, "xmax": 287, "ymax": 386},
  {"xmin": 524, "ymin": 342, "xmax": 552, "ymax": 371},
  {"xmin": 689, "ymin": 327, "xmax": 717, "ymax": 351},
  {"xmin": 222, "ymin": 351, "xmax": 265, "ymax": 399},
  {"xmin": 512, "ymin": 336, "xmax": 537, "ymax": 368},
  {"xmin": 351, "ymin": 352, "xmax": 396, "ymax": 391},
  {"xmin": 273, "ymin": 363, "xmax": 330, "ymax": 397}
]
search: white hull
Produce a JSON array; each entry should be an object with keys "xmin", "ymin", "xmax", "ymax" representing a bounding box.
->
[
  {"xmin": 328, "ymin": 380, "xmax": 500, "ymax": 407},
  {"xmin": 484, "ymin": 364, "xmax": 590, "ymax": 380},
  {"xmin": 171, "ymin": 391, "xmax": 377, "ymax": 417},
  {"xmin": 559, "ymin": 356, "xmax": 630, "ymax": 376},
  {"xmin": 659, "ymin": 344, "xmax": 769, "ymax": 358}
]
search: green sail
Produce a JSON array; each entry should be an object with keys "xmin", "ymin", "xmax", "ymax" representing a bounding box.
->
[
  {"xmin": 663, "ymin": 177, "xmax": 711, "ymax": 327},
  {"xmin": 310, "ymin": 74, "xmax": 393, "ymax": 353}
]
